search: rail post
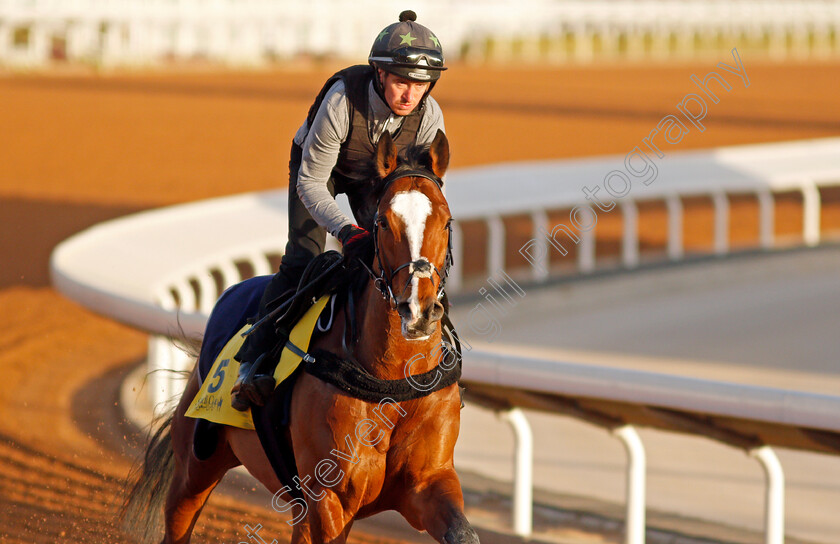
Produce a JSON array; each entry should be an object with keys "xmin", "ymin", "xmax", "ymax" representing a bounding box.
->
[
  {"xmin": 613, "ymin": 425, "xmax": 646, "ymax": 544},
  {"xmin": 750, "ymin": 445, "xmax": 785, "ymax": 544},
  {"xmin": 502, "ymin": 407, "xmax": 533, "ymax": 537}
]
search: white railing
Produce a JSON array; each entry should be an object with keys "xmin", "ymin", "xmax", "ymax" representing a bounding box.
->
[
  {"xmin": 460, "ymin": 347, "xmax": 840, "ymax": 544},
  {"xmin": 50, "ymin": 137, "xmax": 840, "ymax": 542},
  {"xmin": 2, "ymin": 0, "xmax": 839, "ymax": 67},
  {"xmin": 445, "ymin": 137, "xmax": 840, "ymax": 285}
]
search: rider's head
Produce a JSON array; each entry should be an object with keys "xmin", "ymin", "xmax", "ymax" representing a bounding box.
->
[{"xmin": 368, "ymin": 10, "xmax": 446, "ymax": 116}]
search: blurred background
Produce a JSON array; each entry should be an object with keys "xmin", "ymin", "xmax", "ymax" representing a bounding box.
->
[
  {"xmin": 2, "ymin": 0, "xmax": 839, "ymax": 67},
  {"xmin": 1, "ymin": 2, "xmax": 840, "ymax": 544}
]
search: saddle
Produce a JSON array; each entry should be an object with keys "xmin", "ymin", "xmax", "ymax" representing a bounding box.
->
[
  {"xmin": 187, "ymin": 251, "xmax": 352, "ymax": 429},
  {"xmin": 261, "ymin": 251, "xmax": 350, "ymax": 360}
]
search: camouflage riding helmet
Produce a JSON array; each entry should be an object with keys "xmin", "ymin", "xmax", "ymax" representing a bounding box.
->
[{"xmin": 368, "ymin": 10, "xmax": 447, "ymax": 83}]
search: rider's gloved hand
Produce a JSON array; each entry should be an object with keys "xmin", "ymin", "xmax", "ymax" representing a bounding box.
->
[{"xmin": 338, "ymin": 224, "xmax": 374, "ymax": 265}]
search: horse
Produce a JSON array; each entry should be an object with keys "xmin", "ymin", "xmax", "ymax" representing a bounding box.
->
[{"xmin": 121, "ymin": 129, "xmax": 480, "ymax": 544}]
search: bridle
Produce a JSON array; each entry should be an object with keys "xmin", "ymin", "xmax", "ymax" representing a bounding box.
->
[{"xmin": 359, "ymin": 166, "xmax": 454, "ymax": 309}]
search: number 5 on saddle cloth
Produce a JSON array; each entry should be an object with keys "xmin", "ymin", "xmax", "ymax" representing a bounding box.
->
[{"xmin": 186, "ymin": 290, "xmax": 333, "ymax": 430}]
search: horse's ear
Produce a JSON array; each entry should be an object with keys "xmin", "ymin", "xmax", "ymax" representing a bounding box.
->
[
  {"xmin": 427, "ymin": 129, "xmax": 450, "ymax": 180},
  {"xmin": 375, "ymin": 130, "xmax": 398, "ymax": 179}
]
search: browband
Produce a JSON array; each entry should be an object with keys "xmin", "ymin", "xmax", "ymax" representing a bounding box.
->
[{"xmin": 379, "ymin": 166, "xmax": 443, "ymax": 194}]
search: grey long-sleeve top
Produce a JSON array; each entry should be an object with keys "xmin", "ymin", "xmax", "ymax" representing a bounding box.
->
[{"xmin": 292, "ymin": 79, "xmax": 445, "ymax": 238}]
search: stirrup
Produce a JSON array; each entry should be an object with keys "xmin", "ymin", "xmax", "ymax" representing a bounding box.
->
[{"xmin": 231, "ymin": 354, "xmax": 276, "ymax": 411}]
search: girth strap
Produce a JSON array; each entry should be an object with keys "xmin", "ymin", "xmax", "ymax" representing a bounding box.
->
[{"xmin": 304, "ymin": 347, "xmax": 462, "ymax": 403}]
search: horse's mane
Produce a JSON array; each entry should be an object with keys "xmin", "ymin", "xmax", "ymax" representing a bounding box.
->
[{"xmin": 400, "ymin": 142, "xmax": 434, "ymax": 172}]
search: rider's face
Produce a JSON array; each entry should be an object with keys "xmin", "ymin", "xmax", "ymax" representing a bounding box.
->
[{"xmin": 379, "ymin": 70, "xmax": 430, "ymax": 116}]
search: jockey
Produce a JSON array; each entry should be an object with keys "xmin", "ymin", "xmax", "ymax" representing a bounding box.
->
[{"xmin": 231, "ymin": 10, "xmax": 447, "ymax": 411}]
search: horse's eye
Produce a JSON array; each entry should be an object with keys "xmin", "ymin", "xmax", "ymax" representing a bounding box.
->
[{"xmin": 378, "ymin": 217, "xmax": 389, "ymax": 231}]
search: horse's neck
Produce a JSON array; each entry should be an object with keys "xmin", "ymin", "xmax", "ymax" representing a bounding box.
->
[{"xmin": 352, "ymin": 281, "xmax": 442, "ymax": 381}]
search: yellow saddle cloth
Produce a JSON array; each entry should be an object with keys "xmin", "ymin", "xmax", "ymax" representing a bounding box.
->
[{"xmin": 185, "ymin": 294, "xmax": 332, "ymax": 430}]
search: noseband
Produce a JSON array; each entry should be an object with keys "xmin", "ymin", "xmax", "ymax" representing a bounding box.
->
[{"xmin": 362, "ymin": 166, "xmax": 454, "ymax": 309}]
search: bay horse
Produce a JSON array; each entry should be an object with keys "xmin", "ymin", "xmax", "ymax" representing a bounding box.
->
[{"xmin": 121, "ymin": 130, "xmax": 480, "ymax": 544}]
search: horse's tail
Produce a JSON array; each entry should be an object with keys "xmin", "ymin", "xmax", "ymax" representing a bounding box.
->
[{"xmin": 119, "ymin": 411, "xmax": 176, "ymax": 544}]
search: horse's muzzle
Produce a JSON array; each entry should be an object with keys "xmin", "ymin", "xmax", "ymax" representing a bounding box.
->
[{"xmin": 397, "ymin": 299, "xmax": 444, "ymax": 340}]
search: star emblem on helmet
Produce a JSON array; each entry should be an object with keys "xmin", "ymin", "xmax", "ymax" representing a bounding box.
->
[
  {"xmin": 377, "ymin": 30, "xmax": 388, "ymax": 42},
  {"xmin": 399, "ymin": 32, "xmax": 417, "ymax": 46},
  {"xmin": 430, "ymin": 35, "xmax": 440, "ymax": 48}
]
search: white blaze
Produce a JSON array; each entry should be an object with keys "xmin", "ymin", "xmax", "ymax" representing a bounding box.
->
[{"xmin": 390, "ymin": 190, "xmax": 433, "ymax": 324}]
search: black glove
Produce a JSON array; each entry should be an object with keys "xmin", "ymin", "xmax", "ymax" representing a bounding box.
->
[{"xmin": 338, "ymin": 224, "xmax": 374, "ymax": 265}]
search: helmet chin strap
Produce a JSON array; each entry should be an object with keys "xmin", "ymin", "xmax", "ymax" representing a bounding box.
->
[{"xmin": 372, "ymin": 66, "xmax": 387, "ymax": 102}]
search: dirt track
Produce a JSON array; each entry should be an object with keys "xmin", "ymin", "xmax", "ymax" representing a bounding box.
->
[{"xmin": 1, "ymin": 58, "xmax": 839, "ymax": 543}]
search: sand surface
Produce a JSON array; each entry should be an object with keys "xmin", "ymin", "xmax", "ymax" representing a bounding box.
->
[{"xmin": 1, "ymin": 58, "xmax": 839, "ymax": 542}]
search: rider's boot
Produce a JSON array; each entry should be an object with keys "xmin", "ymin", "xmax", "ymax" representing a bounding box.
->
[
  {"xmin": 230, "ymin": 267, "xmax": 299, "ymax": 412},
  {"xmin": 230, "ymin": 353, "xmax": 276, "ymax": 412}
]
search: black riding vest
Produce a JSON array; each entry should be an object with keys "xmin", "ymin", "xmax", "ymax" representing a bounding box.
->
[{"xmin": 303, "ymin": 65, "xmax": 425, "ymax": 230}]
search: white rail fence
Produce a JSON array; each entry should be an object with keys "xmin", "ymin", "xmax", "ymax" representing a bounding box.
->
[
  {"xmin": 461, "ymin": 349, "xmax": 840, "ymax": 544},
  {"xmin": 2, "ymin": 0, "xmax": 840, "ymax": 67},
  {"xmin": 51, "ymin": 137, "xmax": 840, "ymax": 542}
]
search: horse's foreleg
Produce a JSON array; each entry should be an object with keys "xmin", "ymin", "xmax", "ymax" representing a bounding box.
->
[
  {"xmin": 301, "ymin": 490, "xmax": 351, "ymax": 544},
  {"xmin": 290, "ymin": 523, "xmax": 311, "ymax": 544},
  {"xmin": 401, "ymin": 470, "xmax": 480, "ymax": 544}
]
